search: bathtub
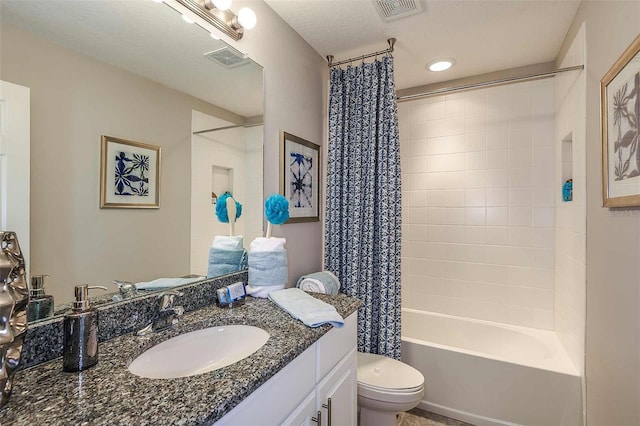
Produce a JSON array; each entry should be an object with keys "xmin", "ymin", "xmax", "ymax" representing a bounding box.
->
[{"xmin": 401, "ymin": 308, "xmax": 582, "ymax": 426}]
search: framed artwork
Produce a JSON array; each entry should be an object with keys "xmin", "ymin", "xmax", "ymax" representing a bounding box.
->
[
  {"xmin": 100, "ymin": 135, "xmax": 161, "ymax": 209},
  {"xmin": 280, "ymin": 132, "xmax": 320, "ymax": 223},
  {"xmin": 601, "ymin": 33, "xmax": 640, "ymax": 207}
]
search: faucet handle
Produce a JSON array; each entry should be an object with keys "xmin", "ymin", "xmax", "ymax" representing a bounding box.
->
[{"xmin": 158, "ymin": 290, "xmax": 184, "ymax": 310}]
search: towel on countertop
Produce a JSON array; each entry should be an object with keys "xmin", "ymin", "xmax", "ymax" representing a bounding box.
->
[
  {"xmin": 207, "ymin": 235, "xmax": 247, "ymax": 278},
  {"xmin": 134, "ymin": 277, "xmax": 202, "ymax": 291},
  {"xmin": 246, "ymin": 237, "xmax": 288, "ymax": 298},
  {"xmin": 296, "ymin": 271, "xmax": 341, "ymax": 295},
  {"xmin": 268, "ymin": 288, "xmax": 344, "ymax": 328}
]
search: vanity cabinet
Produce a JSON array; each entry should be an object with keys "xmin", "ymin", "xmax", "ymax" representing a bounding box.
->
[{"xmin": 216, "ymin": 312, "xmax": 357, "ymax": 426}]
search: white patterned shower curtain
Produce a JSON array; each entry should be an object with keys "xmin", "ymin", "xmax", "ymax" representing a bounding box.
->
[{"xmin": 325, "ymin": 56, "xmax": 402, "ymax": 359}]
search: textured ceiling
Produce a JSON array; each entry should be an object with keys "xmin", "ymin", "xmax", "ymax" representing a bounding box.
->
[
  {"xmin": 1, "ymin": 0, "xmax": 263, "ymax": 118},
  {"xmin": 264, "ymin": 0, "xmax": 581, "ymax": 90}
]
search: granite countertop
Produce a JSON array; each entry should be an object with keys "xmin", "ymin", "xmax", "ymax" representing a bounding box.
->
[{"xmin": 1, "ymin": 293, "xmax": 360, "ymax": 426}]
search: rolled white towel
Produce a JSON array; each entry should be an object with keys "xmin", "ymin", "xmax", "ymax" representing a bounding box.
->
[
  {"xmin": 250, "ymin": 237, "xmax": 286, "ymax": 252},
  {"xmin": 297, "ymin": 271, "xmax": 341, "ymax": 295},
  {"xmin": 212, "ymin": 235, "xmax": 244, "ymax": 250}
]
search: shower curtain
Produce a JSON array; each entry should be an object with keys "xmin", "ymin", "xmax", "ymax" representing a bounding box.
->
[{"xmin": 325, "ymin": 55, "xmax": 402, "ymax": 359}]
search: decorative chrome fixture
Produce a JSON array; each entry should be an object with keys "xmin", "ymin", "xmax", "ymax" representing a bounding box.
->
[{"xmin": 173, "ymin": 0, "xmax": 256, "ymax": 40}]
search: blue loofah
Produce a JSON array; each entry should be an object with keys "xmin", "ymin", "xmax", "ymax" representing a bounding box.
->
[
  {"xmin": 562, "ymin": 179, "xmax": 573, "ymax": 202},
  {"xmin": 215, "ymin": 192, "xmax": 243, "ymax": 223},
  {"xmin": 265, "ymin": 194, "xmax": 289, "ymax": 225}
]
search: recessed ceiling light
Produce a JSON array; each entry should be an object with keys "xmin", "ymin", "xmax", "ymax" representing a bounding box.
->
[{"xmin": 427, "ymin": 59, "xmax": 456, "ymax": 72}]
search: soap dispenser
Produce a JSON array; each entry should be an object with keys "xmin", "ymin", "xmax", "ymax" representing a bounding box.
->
[
  {"xmin": 27, "ymin": 275, "xmax": 54, "ymax": 322},
  {"xmin": 63, "ymin": 284, "xmax": 107, "ymax": 372}
]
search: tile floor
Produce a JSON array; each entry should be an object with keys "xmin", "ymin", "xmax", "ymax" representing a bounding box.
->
[{"xmin": 397, "ymin": 408, "xmax": 474, "ymax": 426}]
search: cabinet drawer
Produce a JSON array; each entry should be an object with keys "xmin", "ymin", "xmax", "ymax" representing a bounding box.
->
[{"xmin": 316, "ymin": 312, "xmax": 357, "ymax": 382}]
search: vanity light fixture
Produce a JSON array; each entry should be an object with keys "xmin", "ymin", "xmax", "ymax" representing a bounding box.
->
[
  {"xmin": 174, "ymin": 0, "xmax": 256, "ymax": 40},
  {"xmin": 426, "ymin": 58, "xmax": 456, "ymax": 72}
]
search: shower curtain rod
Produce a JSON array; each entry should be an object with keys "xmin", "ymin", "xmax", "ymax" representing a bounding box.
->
[
  {"xmin": 327, "ymin": 38, "xmax": 396, "ymax": 68},
  {"xmin": 193, "ymin": 121, "xmax": 263, "ymax": 135},
  {"xmin": 396, "ymin": 65, "xmax": 584, "ymax": 102}
]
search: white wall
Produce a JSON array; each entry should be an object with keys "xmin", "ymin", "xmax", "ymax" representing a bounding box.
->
[
  {"xmin": 557, "ymin": 2, "xmax": 640, "ymax": 424},
  {"xmin": 399, "ymin": 79, "xmax": 556, "ymax": 329},
  {"xmin": 554, "ymin": 23, "xmax": 587, "ymax": 378}
]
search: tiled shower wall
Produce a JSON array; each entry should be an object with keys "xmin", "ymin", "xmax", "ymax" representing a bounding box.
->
[
  {"xmin": 554, "ymin": 24, "xmax": 586, "ymax": 373},
  {"xmin": 399, "ymin": 79, "xmax": 556, "ymax": 329}
]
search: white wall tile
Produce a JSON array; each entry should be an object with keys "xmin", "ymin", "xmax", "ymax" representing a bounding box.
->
[
  {"xmin": 465, "ymin": 170, "xmax": 486, "ymax": 188},
  {"xmin": 509, "ymin": 207, "xmax": 533, "ymax": 227},
  {"xmin": 465, "ymin": 113, "xmax": 486, "ymax": 134},
  {"xmin": 509, "ymin": 148, "xmax": 533, "ymax": 168},
  {"xmin": 465, "ymin": 189, "xmax": 486, "ymax": 207},
  {"xmin": 509, "ymin": 227, "xmax": 533, "ymax": 247},
  {"xmin": 486, "ymin": 227, "xmax": 509, "ymax": 245},
  {"xmin": 487, "ymin": 126, "xmax": 509, "ymax": 150},
  {"xmin": 487, "ymin": 188, "xmax": 508, "ymax": 206},
  {"xmin": 486, "ymin": 169, "xmax": 509, "ymax": 188},
  {"xmin": 509, "ymin": 125, "xmax": 533, "ymax": 150},
  {"xmin": 466, "ymin": 207, "xmax": 486, "ymax": 225},
  {"xmin": 487, "ymin": 150, "xmax": 508, "ymax": 169},
  {"xmin": 487, "ymin": 207, "xmax": 509, "ymax": 226},
  {"xmin": 399, "ymin": 78, "xmax": 558, "ymax": 330},
  {"xmin": 508, "ymin": 188, "xmax": 533, "ymax": 207},
  {"xmin": 465, "ymin": 132, "xmax": 486, "ymax": 152},
  {"xmin": 509, "ymin": 168, "xmax": 533, "ymax": 188}
]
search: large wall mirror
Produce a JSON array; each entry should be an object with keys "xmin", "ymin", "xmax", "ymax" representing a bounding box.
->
[{"xmin": 0, "ymin": 0, "xmax": 264, "ymax": 319}]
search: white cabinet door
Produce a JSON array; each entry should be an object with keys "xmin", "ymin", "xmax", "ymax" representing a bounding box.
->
[
  {"xmin": 281, "ymin": 391, "xmax": 318, "ymax": 426},
  {"xmin": 316, "ymin": 349, "xmax": 357, "ymax": 426}
]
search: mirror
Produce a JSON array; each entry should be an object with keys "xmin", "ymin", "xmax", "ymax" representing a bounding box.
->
[{"xmin": 0, "ymin": 0, "xmax": 264, "ymax": 318}]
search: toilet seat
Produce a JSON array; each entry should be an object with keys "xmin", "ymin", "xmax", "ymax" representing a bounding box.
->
[{"xmin": 356, "ymin": 352, "xmax": 424, "ymax": 403}]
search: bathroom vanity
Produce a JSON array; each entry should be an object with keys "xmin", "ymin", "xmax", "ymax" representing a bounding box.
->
[{"xmin": 1, "ymin": 294, "xmax": 359, "ymax": 425}]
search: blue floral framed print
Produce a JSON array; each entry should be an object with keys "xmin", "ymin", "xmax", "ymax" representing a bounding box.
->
[
  {"xmin": 100, "ymin": 135, "xmax": 161, "ymax": 208},
  {"xmin": 280, "ymin": 132, "xmax": 320, "ymax": 223}
]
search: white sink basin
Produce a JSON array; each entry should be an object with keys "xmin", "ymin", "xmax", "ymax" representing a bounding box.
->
[{"xmin": 128, "ymin": 325, "xmax": 269, "ymax": 379}]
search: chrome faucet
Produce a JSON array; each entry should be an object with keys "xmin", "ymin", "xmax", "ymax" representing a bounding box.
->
[{"xmin": 137, "ymin": 290, "xmax": 185, "ymax": 336}]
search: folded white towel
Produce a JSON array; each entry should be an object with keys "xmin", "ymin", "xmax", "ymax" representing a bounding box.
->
[
  {"xmin": 212, "ymin": 235, "xmax": 244, "ymax": 250},
  {"xmin": 246, "ymin": 284, "xmax": 285, "ymax": 298},
  {"xmin": 268, "ymin": 288, "xmax": 344, "ymax": 328},
  {"xmin": 250, "ymin": 237, "xmax": 286, "ymax": 252}
]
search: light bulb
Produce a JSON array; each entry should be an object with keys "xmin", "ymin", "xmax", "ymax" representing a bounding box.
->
[
  {"xmin": 427, "ymin": 59, "xmax": 455, "ymax": 72},
  {"xmin": 212, "ymin": 0, "xmax": 232, "ymax": 10},
  {"xmin": 210, "ymin": 32, "xmax": 220, "ymax": 40},
  {"xmin": 181, "ymin": 14, "xmax": 194, "ymax": 24},
  {"xmin": 237, "ymin": 7, "xmax": 256, "ymax": 30}
]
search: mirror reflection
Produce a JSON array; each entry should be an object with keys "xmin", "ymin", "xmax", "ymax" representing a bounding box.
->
[{"xmin": 0, "ymin": 0, "xmax": 264, "ymax": 321}]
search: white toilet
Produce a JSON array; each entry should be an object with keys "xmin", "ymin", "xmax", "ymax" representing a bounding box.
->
[{"xmin": 356, "ymin": 352, "xmax": 425, "ymax": 426}]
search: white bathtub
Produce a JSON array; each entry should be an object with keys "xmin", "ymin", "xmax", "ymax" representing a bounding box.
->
[{"xmin": 401, "ymin": 308, "xmax": 582, "ymax": 426}]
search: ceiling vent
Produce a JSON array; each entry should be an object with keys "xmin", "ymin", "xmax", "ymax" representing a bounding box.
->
[
  {"xmin": 204, "ymin": 46, "xmax": 249, "ymax": 68},
  {"xmin": 372, "ymin": 0, "xmax": 422, "ymax": 22}
]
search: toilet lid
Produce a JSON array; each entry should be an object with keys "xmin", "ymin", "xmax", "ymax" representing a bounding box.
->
[{"xmin": 357, "ymin": 352, "xmax": 424, "ymax": 392}]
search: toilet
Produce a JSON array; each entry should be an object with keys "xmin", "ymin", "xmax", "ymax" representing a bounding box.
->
[{"xmin": 356, "ymin": 352, "xmax": 425, "ymax": 426}]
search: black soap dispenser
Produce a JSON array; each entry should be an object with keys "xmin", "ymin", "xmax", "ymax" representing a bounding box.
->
[
  {"xmin": 63, "ymin": 284, "xmax": 106, "ymax": 372},
  {"xmin": 27, "ymin": 275, "xmax": 54, "ymax": 322}
]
